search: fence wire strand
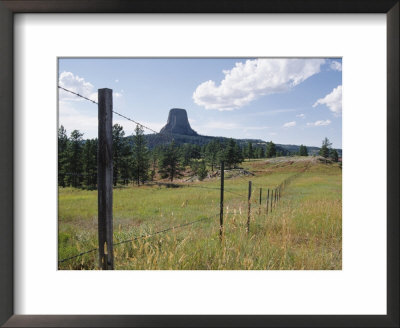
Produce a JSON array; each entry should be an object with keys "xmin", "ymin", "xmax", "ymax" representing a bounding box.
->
[
  {"xmin": 183, "ymin": 184, "xmax": 247, "ymax": 198},
  {"xmin": 58, "ymin": 248, "xmax": 98, "ymax": 264},
  {"xmin": 58, "ymin": 213, "xmax": 218, "ymax": 264},
  {"xmin": 58, "ymin": 165, "xmax": 308, "ymax": 264},
  {"xmin": 58, "ymin": 85, "xmax": 174, "ymax": 143},
  {"xmin": 58, "ymin": 85, "xmax": 313, "ymax": 267},
  {"xmin": 113, "ymin": 214, "xmax": 218, "ymax": 247}
]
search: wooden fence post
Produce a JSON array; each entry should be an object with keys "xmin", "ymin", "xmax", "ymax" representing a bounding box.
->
[
  {"xmin": 98, "ymin": 88, "xmax": 114, "ymax": 270},
  {"xmin": 266, "ymin": 188, "xmax": 269, "ymax": 214},
  {"xmin": 219, "ymin": 161, "xmax": 224, "ymax": 240},
  {"xmin": 247, "ymin": 181, "xmax": 252, "ymax": 232},
  {"xmin": 270, "ymin": 189, "xmax": 274, "ymax": 212},
  {"xmin": 258, "ymin": 187, "xmax": 262, "ymax": 215}
]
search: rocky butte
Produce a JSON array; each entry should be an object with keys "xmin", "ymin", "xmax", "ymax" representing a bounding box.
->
[{"xmin": 160, "ymin": 108, "xmax": 198, "ymax": 136}]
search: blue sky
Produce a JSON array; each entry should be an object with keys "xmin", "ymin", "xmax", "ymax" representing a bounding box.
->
[{"xmin": 58, "ymin": 58, "xmax": 342, "ymax": 148}]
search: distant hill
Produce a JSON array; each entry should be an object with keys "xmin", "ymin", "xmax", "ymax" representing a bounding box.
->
[
  {"xmin": 275, "ymin": 143, "xmax": 341, "ymax": 156},
  {"xmin": 135, "ymin": 107, "xmax": 342, "ymax": 156},
  {"xmin": 136, "ymin": 133, "xmax": 342, "ymax": 157}
]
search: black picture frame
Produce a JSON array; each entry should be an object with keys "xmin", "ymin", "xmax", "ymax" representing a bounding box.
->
[{"xmin": 0, "ymin": 1, "xmax": 398, "ymax": 327}]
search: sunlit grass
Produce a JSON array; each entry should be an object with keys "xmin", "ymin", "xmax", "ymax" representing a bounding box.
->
[{"xmin": 58, "ymin": 156, "xmax": 342, "ymax": 270}]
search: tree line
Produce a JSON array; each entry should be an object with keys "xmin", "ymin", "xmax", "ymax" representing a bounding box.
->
[
  {"xmin": 58, "ymin": 124, "xmax": 339, "ymax": 189},
  {"xmin": 319, "ymin": 137, "xmax": 339, "ymax": 162},
  {"xmin": 59, "ymin": 124, "xmax": 248, "ymax": 189}
]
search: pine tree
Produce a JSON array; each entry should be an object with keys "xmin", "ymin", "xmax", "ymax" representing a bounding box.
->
[
  {"xmin": 331, "ymin": 149, "xmax": 339, "ymax": 162},
  {"xmin": 112, "ymin": 124, "xmax": 126, "ymax": 186},
  {"xmin": 58, "ymin": 125, "xmax": 69, "ymax": 187},
  {"xmin": 319, "ymin": 137, "xmax": 332, "ymax": 158},
  {"xmin": 205, "ymin": 139, "xmax": 221, "ymax": 172},
  {"xmin": 181, "ymin": 144, "xmax": 192, "ymax": 166},
  {"xmin": 190, "ymin": 159, "xmax": 208, "ymax": 180},
  {"xmin": 149, "ymin": 148, "xmax": 160, "ymax": 181},
  {"xmin": 65, "ymin": 130, "xmax": 84, "ymax": 188},
  {"xmin": 197, "ymin": 160, "xmax": 208, "ymax": 181},
  {"xmin": 234, "ymin": 141, "xmax": 244, "ymax": 165},
  {"xmin": 82, "ymin": 138, "xmax": 98, "ymax": 189},
  {"xmin": 119, "ymin": 141, "xmax": 133, "ymax": 186},
  {"xmin": 221, "ymin": 139, "xmax": 242, "ymax": 168},
  {"xmin": 246, "ymin": 141, "xmax": 254, "ymax": 160},
  {"xmin": 158, "ymin": 141, "xmax": 182, "ymax": 181},
  {"xmin": 299, "ymin": 144, "xmax": 308, "ymax": 156},
  {"xmin": 132, "ymin": 124, "xmax": 150, "ymax": 185},
  {"xmin": 223, "ymin": 139, "xmax": 235, "ymax": 168},
  {"xmin": 266, "ymin": 141, "xmax": 276, "ymax": 158},
  {"xmin": 259, "ymin": 146, "xmax": 265, "ymax": 158}
]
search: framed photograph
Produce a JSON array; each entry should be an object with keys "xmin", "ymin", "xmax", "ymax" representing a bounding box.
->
[
  {"xmin": 0, "ymin": 0, "xmax": 398, "ymax": 327},
  {"xmin": 57, "ymin": 56, "xmax": 343, "ymax": 272}
]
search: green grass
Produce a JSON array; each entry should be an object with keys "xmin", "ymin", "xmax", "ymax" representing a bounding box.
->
[{"xmin": 58, "ymin": 156, "xmax": 342, "ymax": 270}]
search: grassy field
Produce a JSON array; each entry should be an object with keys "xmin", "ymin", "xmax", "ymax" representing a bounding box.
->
[{"xmin": 58, "ymin": 156, "xmax": 342, "ymax": 270}]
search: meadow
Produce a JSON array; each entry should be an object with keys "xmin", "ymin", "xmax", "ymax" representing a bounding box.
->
[{"xmin": 58, "ymin": 156, "xmax": 342, "ymax": 270}]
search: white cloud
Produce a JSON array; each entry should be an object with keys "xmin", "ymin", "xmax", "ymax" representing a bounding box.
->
[
  {"xmin": 193, "ymin": 58, "xmax": 326, "ymax": 111},
  {"xmin": 330, "ymin": 61, "xmax": 342, "ymax": 71},
  {"xmin": 283, "ymin": 121, "xmax": 296, "ymax": 128},
  {"xmin": 313, "ymin": 85, "xmax": 342, "ymax": 116},
  {"xmin": 115, "ymin": 79, "xmax": 119, "ymax": 83},
  {"xmin": 59, "ymin": 71, "xmax": 122, "ymax": 103},
  {"xmin": 307, "ymin": 119, "xmax": 332, "ymax": 126},
  {"xmin": 269, "ymin": 132, "xmax": 277, "ymax": 136},
  {"xmin": 296, "ymin": 113, "xmax": 305, "ymax": 118},
  {"xmin": 58, "ymin": 71, "xmax": 97, "ymax": 102}
]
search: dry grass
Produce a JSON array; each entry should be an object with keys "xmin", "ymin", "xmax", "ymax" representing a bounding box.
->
[{"xmin": 58, "ymin": 156, "xmax": 342, "ymax": 270}]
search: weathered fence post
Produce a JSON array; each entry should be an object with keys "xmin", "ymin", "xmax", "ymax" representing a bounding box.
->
[
  {"xmin": 247, "ymin": 181, "xmax": 252, "ymax": 232},
  {"xmin": 270, "ymin": 189, "xmax": 274, "ymax": 212},
  {"xmin": 219, "ymin": 161, "xmax": 224, "ymax": 240},
  {"xmin": 266, "ymin": 188, "xmax": 269, "ymax": 214},
  {"xmin": 258, "ymin": 187, "xmax": 262, "ymax": 215},
  {"xmin": 98, "ymin": 88, "xmax": 114, "ymax": 270}
]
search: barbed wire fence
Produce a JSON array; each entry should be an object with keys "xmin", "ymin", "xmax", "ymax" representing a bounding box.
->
[
  {"xmin": 59, "ymin": 85, "xmax": 176, "ymax": 144},
  {"xmin": 57, "ymin": 167, "xmax": 308, "ymax": 266},
  {"xmin": 57, "ymin": 86, "xmax": 310, "ymax": 268},
  {"xmin": 58, "ymin": 214, "xmax": 218, "ymax": 264}
]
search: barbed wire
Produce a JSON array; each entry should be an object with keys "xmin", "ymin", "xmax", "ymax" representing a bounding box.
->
[
  {"xmin": 183, "ymin": 184, "xmax": 247, "ymax": 198},
  {"xmin": 58, "ymin": 247, "xmax": 98, "ymax": 264},
  {"xmin": 58, "ymin": 86, "xmax": 98, "ymax": 104},
  {"xmin": 58, "ymin": 164, "xmax": 311, "ymax": 265},
  {"xmin": 58, "ymin": 85, "xmax": 174, "ymax": 143},
  {"xmin": 113, "ymin": 214, "xmax": 218, "ymax": 247},
  {"xmin": 58, "ymin": 85, "xmax": 314, "ymax": 267},
  {"xmin": 58, "ymin": 213, "xmax": 218, "ymax": 264}
]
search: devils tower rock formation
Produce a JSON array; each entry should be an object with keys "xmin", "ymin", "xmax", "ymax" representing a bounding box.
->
[{"xmin": 160, "ymin": 108, "xmax": 198, "ymax": 136}]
